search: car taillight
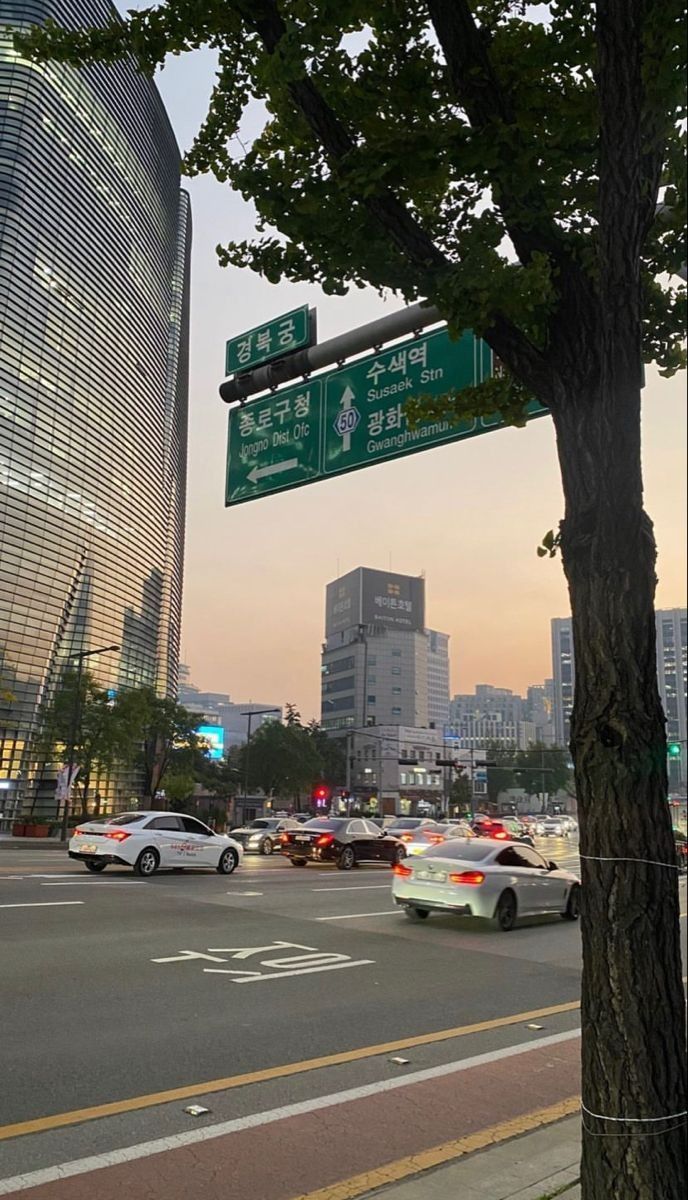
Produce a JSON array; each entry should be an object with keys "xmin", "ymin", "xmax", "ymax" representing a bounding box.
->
[
  {"xmin": 104, "ymin": 830, "xmax": 131, "ymax": 842},
  {"xmin": 316, "ymin": 834, "xmax": 334, "ymax": 847},
  {"xmin": 492, "ymin": 831, "xmax": 509, "ymax": 840},
  {"xmin": 448, "ymin": 871, "xmax": 485, "ymax": 885},
  {"xmin": 400, "ymin": 833, "xmax": 414, "ymax": 842},
  {"xmin": 424, "ymin": 833, "xmax": 444, "ymax": 844},
  {"xmin": 280, "ymin": 833, "xmax": 290, "ymax": 844},
  {"xmin": 393, "ymin": 862, "xmax": 413, "ymax": 877}
]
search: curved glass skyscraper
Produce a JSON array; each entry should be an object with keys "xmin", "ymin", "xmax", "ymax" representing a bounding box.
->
[{"xmin": 0, "ymin": 0, "xmax": 191, "ymax": 816}]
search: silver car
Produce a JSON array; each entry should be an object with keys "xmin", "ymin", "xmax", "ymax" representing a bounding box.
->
[{"xmin": 392, "ymin": 837, "xmax": 580, "ymax": 931}]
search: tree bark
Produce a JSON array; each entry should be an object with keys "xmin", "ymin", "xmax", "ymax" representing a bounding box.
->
[{"xmin": 552, "ymin": 380, "xmax": 687, "ymax": 1199}]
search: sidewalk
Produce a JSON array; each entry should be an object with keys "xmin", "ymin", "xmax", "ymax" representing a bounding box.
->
[{"xmin": 358, "ymin": 1116, "xmax": 580, "ymax": 1200}]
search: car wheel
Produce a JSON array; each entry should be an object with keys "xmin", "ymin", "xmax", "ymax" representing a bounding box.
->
[
  {"xmin": 290, "ymin": 858, "xmax": 308, "ymax": 867},
  {"xmin": 84, "ymin": 860, "xmax": 107, "ymax": 873},
  {"xmin": 337, "ymin": 846, "xmax": 356, "ymax": 871},
  {"xmin": 561, "ymin": 884, "xmax": 581, "ymax": 921},
  {"xmin": 134, "ymin": 848, "xmax": 159, "ymax": 877},
  {"xmin": 261, "ymin": 838, "xmax": 273, "ymax": 856},
  {"xmin": 404, "ymin": 907, "xmax": 429, "ymax": 921},
  {"xmin": 217, "ymin": 848, "xmax": 239, "ymax": 875},
  {"xmin": 393, "ymin": 844, "xmax": 406, "ymax": 865},
  {"xmin": 494, "ymin": 889, "xmax": 518, "ymax": 932}
]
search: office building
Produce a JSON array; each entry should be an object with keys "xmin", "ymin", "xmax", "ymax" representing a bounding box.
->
[
  {"xmin": 551, "ymin": 610, "xmax": 687, "ymax": 788},
  {"xmin": 0, "ymin": 0, "xmax": 191, "ymax": 817},
  {"xmin": 655, "ymin": 608, "xmax": 687, "ymax": 789},
  {"xmin": 320, "ymin": 567, "xmax": 449, "ymax": 732},
  {"xmin": 551, "ymin": 618, "xmax": 575, "ymax": 747},
  {"xmin": 343, "ymin": 725, "xmax": 445, "ymax": 817}
]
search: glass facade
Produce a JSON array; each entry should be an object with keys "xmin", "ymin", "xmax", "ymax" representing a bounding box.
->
[{"xmin": 0, "ymin": 1, "xmax": 191, "ymax": 816}]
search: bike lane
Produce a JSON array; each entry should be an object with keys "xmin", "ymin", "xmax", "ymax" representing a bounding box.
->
[{"xmin": 0, "ymin": 1034, "xmax": 581, "ymax": 1200}]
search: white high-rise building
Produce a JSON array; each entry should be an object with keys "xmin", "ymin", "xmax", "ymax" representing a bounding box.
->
[{"xmin": 427, "ymin": 630, "xmax": 450, "ymax": 730}]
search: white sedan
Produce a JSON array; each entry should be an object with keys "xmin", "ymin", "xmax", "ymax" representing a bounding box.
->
[
  {"xmin": 69, "ymin": 812, "xmax": 243, "ymax": 877},
  {"xmin": 392, "ymin": 837, "xmax": 580, "ymax": 931}
]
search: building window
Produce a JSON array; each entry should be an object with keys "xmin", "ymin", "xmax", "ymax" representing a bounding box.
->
[
  {"xmin": 367, "ymin": 695, "xmax": 376, "ymax": 705},
  {"xmin": 392, "ymin": 686, "xmax": 401, "ymax": 695},
  {"xmin": 392, "ymin": 706, "xmax": 402, "ymax": 716},
  {"xmin": 392, "ymin": 649, "xmax": 402, "ymax": 657},
  {"xmin": 391, "ymin": 667, "xmax": 401, "ymax": 675}
]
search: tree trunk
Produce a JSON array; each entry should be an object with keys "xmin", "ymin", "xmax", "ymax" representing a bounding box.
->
[{"xmin": 553, "ymin": 381, "xmax": 687, "ymax": 1199}]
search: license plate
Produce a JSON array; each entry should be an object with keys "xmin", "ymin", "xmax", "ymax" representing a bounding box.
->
[
  {"xmin": 417, "ymin": 869, "xmax": 446, "ymax": 883},
  {"xmin": 296, "ymin": 836, "xmax": 311, "ymax": 844},
  {"xmin": 81, "ymin": 844, "xmax": 97, "ymax": 854}
]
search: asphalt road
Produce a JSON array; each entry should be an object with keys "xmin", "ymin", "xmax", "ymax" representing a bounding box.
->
[{"xmin": 0, "ymin": 838, "xmax": 683, "ymax": 1200}]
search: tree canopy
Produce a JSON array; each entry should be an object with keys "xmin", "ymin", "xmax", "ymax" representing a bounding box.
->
[{"xmin": 16, "ymin": 1, "xmax": 685, "ymax": 429}]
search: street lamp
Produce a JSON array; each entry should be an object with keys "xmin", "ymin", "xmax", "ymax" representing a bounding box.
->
[
  {"xmin": 60, "ymin": 644, "xmax": 120, "ymax": 842},
  {"xmin": 240, "ymin": 708, "xmax": 281, "ymax": 811}
]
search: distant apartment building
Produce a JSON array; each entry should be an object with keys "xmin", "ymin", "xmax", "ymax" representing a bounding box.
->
[
  {"xmin": 427, "ymin": 631, "xmax": 450, "ymax": 730},
  {"xmin": 320, "ymin": 567, "xmax": 449, "ymax": 732},
  {"xmin": 445, "ymin": 684, "xmax": 539, "ymax": 750},
  {"xmin": 551, "ymin": 610, "xmax": 687, "ymax": 787}
]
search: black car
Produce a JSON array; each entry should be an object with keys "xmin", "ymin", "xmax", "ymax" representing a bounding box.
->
[
  {"xmin": 230, "ymin": 817, "xmax": 302, "ymax": 855},
  {"xmin": 281, "ymin": 817, "xmax": 407, "ymax": 870}
]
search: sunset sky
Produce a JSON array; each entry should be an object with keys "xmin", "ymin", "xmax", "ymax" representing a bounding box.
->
[{"xmin": 142, "ymin": 34, "xmax": 686, "ymax": 720}]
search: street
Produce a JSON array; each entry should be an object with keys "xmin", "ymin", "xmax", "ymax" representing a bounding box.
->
[{"xmin": 0, "ymin": 840, "xmax": 684, "ymax": 1199}]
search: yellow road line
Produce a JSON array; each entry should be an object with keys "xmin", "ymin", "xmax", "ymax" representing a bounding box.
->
[
  {"xmin": 0, "ymin": 1000, "xmax": 580, "ymax": 1141},
  {"xmin": 294, "ymin": 1097, "xmax": 580, "ymax": 1200}
]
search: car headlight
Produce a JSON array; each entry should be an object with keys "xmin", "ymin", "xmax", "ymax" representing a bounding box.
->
[{"xmin": 248, "ymin": 835, "xmax": 263, "ymax": 843}]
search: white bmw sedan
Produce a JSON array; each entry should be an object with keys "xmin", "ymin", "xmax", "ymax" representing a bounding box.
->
[
  {"xmin": 392, "ymin": 837, "xmax": 580, "ymax": 931},
  {"xmin": 69, "ymin": 812, "xmax": 243, "ymax": 877}
]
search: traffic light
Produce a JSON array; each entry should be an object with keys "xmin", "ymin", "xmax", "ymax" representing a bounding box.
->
[
  {"xmin": 668, "ymin": 742, "xmax": 682, "ymax": 758},
  {"xmin": 313, "ymin": 785, "xmax": 330, "ymax": 807}
]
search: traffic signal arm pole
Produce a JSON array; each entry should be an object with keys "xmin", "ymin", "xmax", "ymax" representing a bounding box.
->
[{"xmin": 220, "ymin": 302, "xmax": 441, "ymax": 403}]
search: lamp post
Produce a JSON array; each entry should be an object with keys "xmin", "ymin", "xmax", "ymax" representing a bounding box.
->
[
  {"xmin": 60, "ymin": 643, "xmax": 120, "ymax": 843},
  {"xmin": 240, "ymin": 708, "xmax": 281, "ymax": 812}
]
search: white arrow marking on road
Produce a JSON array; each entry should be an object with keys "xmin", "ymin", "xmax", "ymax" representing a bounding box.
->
[
  {"xmin": 339, "ymin": 385, "xmax": 355, "ymax": 452},
  {"xmin": 247, "ymin": 458, "xmax": 299, "ymax": 486},
  {"xmin": 0, "ymin": 901, "xmax": 85, "ymax": 909}
]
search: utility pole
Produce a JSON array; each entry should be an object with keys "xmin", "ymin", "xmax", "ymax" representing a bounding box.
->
[{"xmin": 240, "ymin": 707, "xmax": 280, "ymax": 815}]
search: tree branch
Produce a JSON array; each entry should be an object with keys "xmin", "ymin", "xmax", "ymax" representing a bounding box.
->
[
  {"xmin": 236, "ymin": 0, "xmax": 449, "ymax": 284},
  {"xmin": 426, "ymin": 0, "xmax": 564, "ymax": 266}
]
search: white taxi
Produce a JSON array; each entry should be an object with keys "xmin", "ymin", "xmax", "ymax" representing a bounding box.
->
[{"xmin": 68, "ymin": 812, "xmax": 243, "ymax": 877}]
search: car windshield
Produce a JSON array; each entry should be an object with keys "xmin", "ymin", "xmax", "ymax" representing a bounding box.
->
[
  {"xmin": 249, "ymin": 820, "xmax": 278, "ymax": 829},
  {"xmin": 303, "ymin": 819, "xmax": 345, "ymax": 831},
  {"xmin": 388, "ymin": 819, "xmax": 426, "ymax": 830},
  {"xmin": 423, "ymin": 840, "xmax": 494, "ymax": 861}
]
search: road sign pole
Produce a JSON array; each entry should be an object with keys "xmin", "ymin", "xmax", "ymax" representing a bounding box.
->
[{"xmin": 221, "ymin": 302, "xmax": 441, "ymax": 403}]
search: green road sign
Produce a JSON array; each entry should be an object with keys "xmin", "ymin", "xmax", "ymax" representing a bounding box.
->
[
  {"xmin": 225, "ymin": 305, "xmax": 311, "ymax": 376},
  {"xmin": 226, "ymin": 327, "xmax": 549, "ymax": 506},
  {"xmin": 225, "ymin": 379, "xmax": 322, "ymax": 504}
]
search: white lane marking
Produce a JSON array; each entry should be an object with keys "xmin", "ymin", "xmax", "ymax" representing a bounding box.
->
[
  {"xmin": 0, "ymin": 1029, "xmax": 581, "ymax": 1195},
  {"xmin": 316, "ymin": 910, "xmax": 399, "ymax": 921},
  {"xmin": 228, "ymin": 891, "xmax": 264, "ymax": 896},
  {"xmin": 0, "ymin": 901, "xmax": 85, "ymax": 910},
  {"xmin": 207, "ymin": 959, "xmax": 375, "ymax": 983},
  {"xmin": 39, "ymin": 881, "xmax": 139, "ymax": 887},
  {"xmin": 311, "ymin": 885, "xmax": 390, "ymax": 892}
]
